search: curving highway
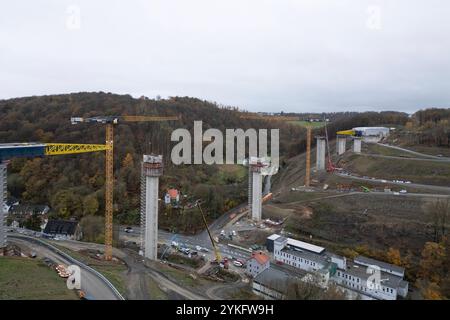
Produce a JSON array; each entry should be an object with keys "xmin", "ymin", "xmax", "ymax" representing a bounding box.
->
[{"xmin": 9, "ymin": 234, "xmax": 123, "ymax": 300}]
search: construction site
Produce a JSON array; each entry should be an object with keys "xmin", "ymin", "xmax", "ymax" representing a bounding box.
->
[
  {"xmin": 1, "ymin": 1, "xmax": 450, "ymax": 305},
  {"xmin": 1, "ymin": 103, "xmax": 448, "ymax": 302}
]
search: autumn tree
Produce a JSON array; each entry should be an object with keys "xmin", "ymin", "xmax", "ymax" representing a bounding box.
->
[
  {"xmin": 419, "ymin": 241, "xmax": 446, "ymax": 283},
  {"xmin": 83, "ymin": 194, "xmax": 99, "ymax": 216},
  {"xmin": 80, "ymin": 215, "xmax": 104, "ymax": 243},
  {"xmin": 386, "ymin": 247, "xmax": 402, "ymax": 266},
  {"xmin": 425, "ymin": 199, "xmax": 450, "ymax": 242}
]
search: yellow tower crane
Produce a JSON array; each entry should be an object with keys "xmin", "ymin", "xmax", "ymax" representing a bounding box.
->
[
  {"xmin": 71, "ymin": 115, "xmax": 180, "ymax": 260},
  {"xmin": 196, "ymin": 201, "xmax": 222, "ymax": 263},
  {"xmin": 305, "ymin": 126, "xmax": 312, "ymax": 187},
  {"xmin": 238, "ymin": 114, "xmax": 314, "ymax": 187}
]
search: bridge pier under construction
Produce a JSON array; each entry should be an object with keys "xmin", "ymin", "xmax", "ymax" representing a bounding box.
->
[
  {"xmin": 249, "ymin": 157, "xmax": 267, "ymax": 221},
  {"xmin": 353, "ymin": 137, "xmax": 362, "ymax": 153},
  {"xmin": 336, "ymin": 135, "xmax": 347, "ymax": 155},
  {"xmin": 316, "ymin": 136, "xmax": 326, "ymax": 171},
  {"xmin": 140, "ymin": 155, "xmax": 163, "ymax": 261}
]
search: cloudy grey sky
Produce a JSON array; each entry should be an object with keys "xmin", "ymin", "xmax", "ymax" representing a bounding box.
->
[{"xmin": 1, "ymin": 0, "xmax": 449, "ymax": 113}]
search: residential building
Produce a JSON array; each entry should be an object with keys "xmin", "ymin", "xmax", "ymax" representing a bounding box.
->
[
  {"xmin": 5, "ymin": 197, "xmax": 19, "ymax": 212},
  {"xmin": 43, "ymin": 219, "xmax": 81, "ymax": 240},
  {"xmin": 252, "ymin": 267, "xmax": 290, "ymax": 300},
  {"xmin": 246, "ymin": 251, "xmax": 270, "ymax": 278},
  {"xmin": 164, "ymin": 189, "xmax": 180, "ymax": 205},
  {"xmin": 9, "ymin": 204, "xmax": 49, "ymax": 216}
]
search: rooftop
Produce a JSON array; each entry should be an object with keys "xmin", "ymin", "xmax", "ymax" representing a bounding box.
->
[
  {"xmin": 267, "ymin": 234, "xmax": 281, "ymax": 241},
  {"xmin": 9, "ymin": 204, "xmax": 49, "ymax": 214},
  {"xmin": 282, "ymin": 247, "xmax": 328, "ymax": 265},
  {"xmin": 253, "ymin": 267, "xmax": 292, "ymax": 294},
  {"xmin": 43, "ymin": 219, "xmax": 78, "ymax": 236},
  {"xmin": 167, "ymin": 189, "xmax": 179, "ymax": 199},
  {"xmin": 354, "ymin": 256, "xmax": 405, "ymax": 276},
  {"xmin": 251, "ymin": 251, "xmax": 270, "ymax": 265},
  {"xmin": 274, "ymin": 236, "xmax": 287, "ymax": 243},
  {"xmin": 287, "ymin": 238, "xmax": 325, "ymax": 254},
  {"xmin": 344, "ymin": 261, "xmax": 404, "ymax": 289}
]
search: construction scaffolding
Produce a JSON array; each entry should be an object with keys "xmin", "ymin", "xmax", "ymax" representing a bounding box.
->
[{"xmin": 140, "ymin": 155, "xmax": 163, "ymax": 260}]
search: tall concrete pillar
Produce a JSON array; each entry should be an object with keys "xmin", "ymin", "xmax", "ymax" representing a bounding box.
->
[
  {"xmin": 336, "ymin": 135, "xmax": 346, "ymax": 155},
  {"xmin": 248, "ymin": 166, "xmax": 252, "ymax": 209},
  {"xmin": 353, "ymin": 137, "xmax": 362, "ymax": 153},
  {"xmin": 263, "ymin": 175, "xmax": 271, "ymax": 195},
  {"xmin": 316, "ymin": 137, "xmax": 326, "ymax": 171},
  {"xmin": 249, "ymin": 158, "xmax": 264, "ymax": 221},
  {"xmin": 140, "ymin": 155, "xmax": 163, "ymax": 261},
  {"xmin": 0, "ymin": 162, "xmax": 7, "ymax": 248}
]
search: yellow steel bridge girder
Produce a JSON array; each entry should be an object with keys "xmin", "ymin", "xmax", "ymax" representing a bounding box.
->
[
  {"xmin": 45, "ymin": 143, "xmax": 110, "ymax": 156},
  {"xmin": 336, "ymin": 130, "xmax": 355, "ymax": 136}
]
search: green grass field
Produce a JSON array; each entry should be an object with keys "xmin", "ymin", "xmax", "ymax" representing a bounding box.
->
[
  {"xmin": 147, "ymin": 277, "xmax": 168, "ymax": 300},
  {"xmin": 343, "ymin": 153, "xmax": 450, "ymax": 186},
  {"xmin": 0, "ymin": 256, "xmax": 78, "ymax": 300},
  {"xmin": 288, "ymin": 120, "xmax": 327, "ymax": 128}
]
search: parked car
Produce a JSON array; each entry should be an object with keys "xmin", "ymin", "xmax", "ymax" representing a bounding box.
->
[
  {"xmin": 233, "ymin": 260, "xmax": 243, "ymax": 267},
  {"xmin": 124, "ymin": 227, "xmax": 134, "ymax": 233}
]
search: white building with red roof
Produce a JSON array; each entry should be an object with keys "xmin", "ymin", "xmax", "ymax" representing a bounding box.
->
[{"xmin": 246, "ymin": 251, "xmax": 270, "ymax": 278}]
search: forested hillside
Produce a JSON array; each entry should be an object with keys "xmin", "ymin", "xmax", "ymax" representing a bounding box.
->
[
  {"xmin": 0, "ymin": 92, "xmax": 306, "ymax": 235},
  {"xmin": 406, "ymin": 108, "xmax": 450, "ymax": 147},
  {"xmin": 0, "ymin": 92, "xmax": 418, "ymax": 236}
]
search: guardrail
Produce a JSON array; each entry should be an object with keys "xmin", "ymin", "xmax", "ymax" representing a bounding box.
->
[{"xmin": 9, "ymin": 234, "xmax": 125, "ymax": 300}]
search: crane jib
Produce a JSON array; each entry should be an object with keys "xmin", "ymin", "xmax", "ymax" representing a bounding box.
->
[{"xmin": 0, "ymin": 143, "xmax": 110, "ymax": 162}]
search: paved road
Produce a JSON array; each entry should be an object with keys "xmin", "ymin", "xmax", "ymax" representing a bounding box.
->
[
  {"xmin": 376, "ymin": 143, "xmax": 450, "ymax": 160},
  {"xmin": 9, "ymin": 235, "xmax": 121, "ymax": 300},
  {"xmin": 120, "ymin": 202, "xmax": 250, "ymax": 256},
  {"xmin": 51, "ymin": 239, "xmax": 206, "ymax": 300},
  {"xmin": 359, "ymin": 153, "xmax": 450, "ymax": 163},
  {"xmin": 336, "ymin": 172, "xmax": 450, "ymax": 194}
]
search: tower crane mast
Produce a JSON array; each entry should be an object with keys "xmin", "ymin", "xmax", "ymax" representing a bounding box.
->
[{"xmin": 71, "ymin": 115, "xmax": 179, "ymax": 260}]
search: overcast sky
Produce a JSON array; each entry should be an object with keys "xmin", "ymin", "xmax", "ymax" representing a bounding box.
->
[{"xmin": 1, "ymin": 0, "xmax": 449, "ymax": 113}]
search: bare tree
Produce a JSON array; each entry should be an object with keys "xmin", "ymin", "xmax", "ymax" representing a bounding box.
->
[{"xmin": 425, "ymin": 199, "xmax": 450, "ymax": 242}]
